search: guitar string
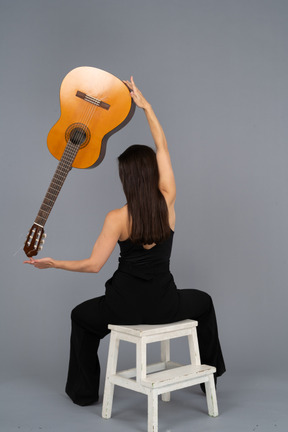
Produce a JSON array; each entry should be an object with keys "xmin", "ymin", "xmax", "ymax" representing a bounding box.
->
[
  {"xmin": 45, "ymin": 104, "xmax": 95, "ymax": 217},
  {"xmin": 64, "ymin": 97, "xmax": 99, "ymax": 169},
  {"xmin": 42, "ymin": 97, "xmax": 102, "ymax": 223},
  {"xmin": 67, "ymin": 94, "xmax": 100, "ymax": 163}
]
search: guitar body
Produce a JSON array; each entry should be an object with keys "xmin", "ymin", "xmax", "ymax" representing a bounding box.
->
[
  {"xmin": 24, "ymin": 67, "xmax": 135, "ymax": 257},
  {"xmin": 47, "ymin": 66, "xmax": 135, "ymax": 168}
]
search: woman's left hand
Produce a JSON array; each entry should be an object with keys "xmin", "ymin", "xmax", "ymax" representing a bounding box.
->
[
  {"xmin": 23, "ymin": 257, "xmax": 55, "ymax": 269},
  {"xmin": 123, "ymin": 76, "xmax": 150, "ymax": 110}
]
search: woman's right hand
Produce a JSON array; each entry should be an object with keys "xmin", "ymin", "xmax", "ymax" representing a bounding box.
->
[{"xmin": 23, "ymin": 257, "xmax": 55, "ymax": 269}]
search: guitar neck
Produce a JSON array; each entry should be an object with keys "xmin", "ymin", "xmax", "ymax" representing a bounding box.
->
[{"xmin": 35, "ymin": 140, "xmax": 81, "ymax": 227}]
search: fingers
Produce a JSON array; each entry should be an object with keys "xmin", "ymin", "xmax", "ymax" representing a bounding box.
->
[
  {"xmin": 23, "ymin": 257, "xmax": 53, "ymax": 270},
  {"xmin": 123, "ymin": 80, "xmax": 132, "ymax": 90},
  {"xmin": 124, "ymin": 76, "xmax": 148, "ymax": 108},
  {"xmin": 23, "ymin": 257, "xmax": 41, "ymax": 268},
  {"xmin": 123, "ymin": 76, "xmax": 137, "ymax": 93},
  {"xmin": 23, "ymin": 258, "xmax": 35, "ymax": 265},
  {"xmin": 130, "ymin": 76, "xmax": 138, "ymax": 94}
]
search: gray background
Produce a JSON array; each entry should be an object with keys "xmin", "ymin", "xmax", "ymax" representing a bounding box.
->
[{"xmin": 1, "ymin": 0, "xmax": 288, "ymax": 431}]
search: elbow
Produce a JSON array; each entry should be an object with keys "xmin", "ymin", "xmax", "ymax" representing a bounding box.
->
[
  {"xmin": 89, "ymin": 261, "xmax": 102, "ymax": 274},
  {"xmin": 84, "ymin": 258, "xmax": 102, "ymax": 274},
  {"xmin": 88, "ymin": 264, "xmax": 101, "ymax": 273},
  {"xmin": 92, "ymin": 266, "xmax": 101, "ymax": 274}
]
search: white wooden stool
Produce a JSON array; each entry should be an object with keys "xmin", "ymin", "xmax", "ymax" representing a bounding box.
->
[{"xmin": 102, "ymin": 319, "xmax": 218, "ymax": 432}]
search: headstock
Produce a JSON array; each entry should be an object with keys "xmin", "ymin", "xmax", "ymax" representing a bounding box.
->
[{"xmin": 23, "ymin": 224, "xmax": 46, "ymax": 257}]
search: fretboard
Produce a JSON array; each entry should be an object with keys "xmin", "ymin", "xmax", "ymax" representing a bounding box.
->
[{"xmin": 35, "ymin": 140, "xmax": 81, "ymax": 227}]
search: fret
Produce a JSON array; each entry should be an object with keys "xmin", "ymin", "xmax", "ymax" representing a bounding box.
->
[
  {"xmin": 54, "ymin": 171, "xmax": 67, "ymax": 180},
  {"xmin": 35, "ymin": 215, "xmax": 46, "ymax": 226},
  {"xmin": 38, "ymin": 209, "xmax": 49, "ymax": 219},
  {"xmin": 39, "ymin": 203, "xmax": 51, "ymax": 213},
  {"xmin": 43, "ymin": 197, "xmax": 54, "ymax": 206},
  {"xmin": 49, "ymin": 183, "xmax": 62, "ymax": 193},
  {"xmin": 45, "ymin": 191, "xmax": 57, "ymax": 201},
  {"xmin": 50, "ymin": 180, "xmax": 62, "ymax": 189}
]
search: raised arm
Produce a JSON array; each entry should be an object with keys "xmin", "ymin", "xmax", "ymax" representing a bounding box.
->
[{"xmin": 124, "ymin": 77, "xmax": 176, "ymax": 205}]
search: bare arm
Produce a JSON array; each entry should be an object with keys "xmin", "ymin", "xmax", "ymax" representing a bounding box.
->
[
  {"xmin": 124, "ymin": 77, "xmax": 176, "ymax": 205},
  {"xmin": 24, "ymin": 209, "xmax": 123, "ymax": 272}
]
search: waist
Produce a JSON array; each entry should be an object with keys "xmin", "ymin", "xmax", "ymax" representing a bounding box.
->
[{"xmin": 117, "ymin": 261, "xmax": 170, "ymax": 280}]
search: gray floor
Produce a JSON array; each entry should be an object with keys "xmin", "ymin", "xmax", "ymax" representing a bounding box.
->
[{"xmin": 1, "ymin": 371, "xmax": 287, "ymax": 432}]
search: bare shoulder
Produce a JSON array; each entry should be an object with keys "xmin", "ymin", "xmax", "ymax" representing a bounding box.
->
[
  {"xmin": 106, "ymin": 205, "xmax": 128, "ymax": 219},
  {"xmin": 105, "ymin": 206, "xmax": 129, "ymax": 240},
  {"xmin": 104, "ymin": 207, "xmax": 125, "ymax": 226}
]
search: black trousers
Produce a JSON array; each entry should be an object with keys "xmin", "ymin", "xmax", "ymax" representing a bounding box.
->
[{"xmin": 65, "ymin": 288, "xmax": 226, "ymax": 406}]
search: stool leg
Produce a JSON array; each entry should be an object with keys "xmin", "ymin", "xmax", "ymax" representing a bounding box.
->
[
  {"xmin": 136, "ymin": 338, "xmax": 147, "ymax": 382},
  {"xmin": 188, "ymin": 327, "xmax": 201, "ymax": 365},
  {"xmin": 148, "ymin": 390, "xmax": 158, "ymax": 432},
  {"xmin": 205, "ymin": 374, "xmax": 219, "ymax": 417},
  {"xmin": 160, "ymin": 340, "xmax": 170, "ymax": 402},
  {"xmin": 102, "ymin": 332, "xmax": 120, "ymax": 419}
]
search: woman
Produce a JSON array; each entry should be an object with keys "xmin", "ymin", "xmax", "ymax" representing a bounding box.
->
[{"xmin": 24, "ymin": 77, "xmax": 226, "ymax": 406}]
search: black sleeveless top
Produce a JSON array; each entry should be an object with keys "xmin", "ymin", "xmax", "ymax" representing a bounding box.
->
[
  {"xmin": 117, "ymin": 230, "xmax": 174, "ymax": 280},
  {"xmin": 104, "ymin": 230, "xmax": 179, "ymax": 324}
]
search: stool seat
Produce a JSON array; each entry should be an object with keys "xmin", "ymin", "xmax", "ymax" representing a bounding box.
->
[
  {"xmin": 108, "ymin": 319, "xmax": 198, "ymax": 336},
  {"xmin": 102, "ymin": 319, "xmax": 218, "ymax": 432}
]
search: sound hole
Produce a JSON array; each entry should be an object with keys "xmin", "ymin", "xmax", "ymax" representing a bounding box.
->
[
  {"xmin": 70, "ymin": 127, "xmax": 86, "ymax": 145},
  {"xmin": 65, "ymin": 123, "xmax": 91, "ymax": 149}
]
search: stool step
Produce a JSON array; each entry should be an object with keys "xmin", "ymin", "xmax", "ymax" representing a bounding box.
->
[
  {"xmin": 117, "ymin": 361, "xmax": 182, "ymax": 379},
  {"xmin": 142, "ymin": 364, "xmax": 216, "ymax": 389}
]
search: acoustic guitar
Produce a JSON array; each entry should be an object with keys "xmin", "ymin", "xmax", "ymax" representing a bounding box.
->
[{"xmin": 23, "ymin": 66, "xmax": 135, "ymax": 257}]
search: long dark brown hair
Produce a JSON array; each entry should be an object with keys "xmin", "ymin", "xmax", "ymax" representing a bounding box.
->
[{"xmin": 118, "ymin": 145, "xmax": 171, "ymax": 244}]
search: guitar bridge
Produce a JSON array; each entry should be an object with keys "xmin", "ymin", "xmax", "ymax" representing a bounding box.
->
[{"xmin": 76, "ymin": 91, "xmax": 110, "ymax": 110}]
